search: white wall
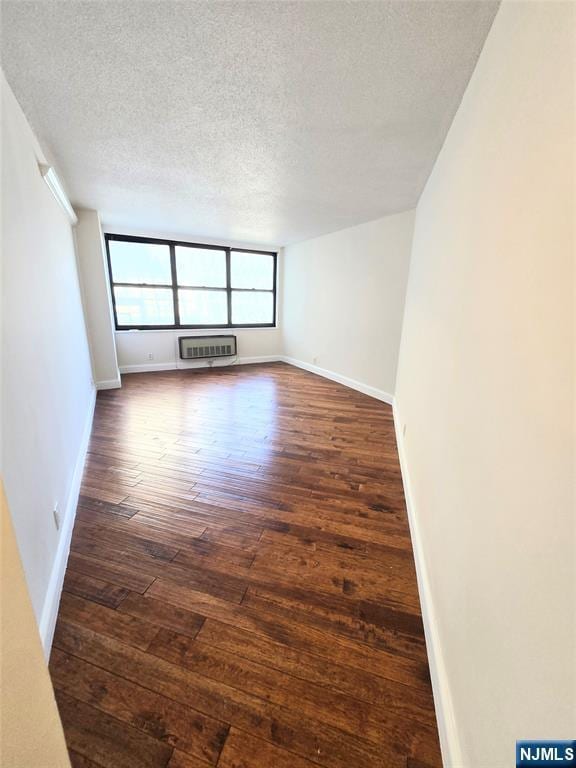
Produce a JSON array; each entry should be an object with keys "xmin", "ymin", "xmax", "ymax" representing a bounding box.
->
[
  {"xmin": 75, "ymin": 209, "xmax": 120, "ymax": 389},
  {"xmin": 115, "ymin": 327, "xmax": 282, "ymax": 372},
  {"xmin": 1, "ymin": 73, "xmax": 95, "ymax": 648},
  {"xmin": 394, "ymin": 2, "xmax": 575, "ymax": 765},
  {"xmin": 282, "ymin": 211, "xmax": 414, "ymax": 399}
]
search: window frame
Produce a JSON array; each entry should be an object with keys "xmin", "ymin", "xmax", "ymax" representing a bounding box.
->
[{"xmin": 105, "ymin": 233, "xmax": 277, "ymax": 330}]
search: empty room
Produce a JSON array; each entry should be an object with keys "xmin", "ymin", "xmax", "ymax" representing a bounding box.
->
[{"xmin": 0, "ymin": 1, "xmax": 574, "ymax": 767}]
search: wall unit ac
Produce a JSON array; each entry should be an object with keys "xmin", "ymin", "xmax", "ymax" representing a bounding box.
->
[{"xmin": 179, "ymin": 335, "xmax": 237, "ymax": 360}]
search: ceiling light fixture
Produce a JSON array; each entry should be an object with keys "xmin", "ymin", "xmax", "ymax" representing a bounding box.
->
[{"xmin": 38, "ymin": 163, "xmax": 77, "ymax": 225}]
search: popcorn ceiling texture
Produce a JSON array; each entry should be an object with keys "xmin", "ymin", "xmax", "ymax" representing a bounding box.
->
[{"xmin": 1, "ymin": 0, "xmax": 498, "ymax": 246}]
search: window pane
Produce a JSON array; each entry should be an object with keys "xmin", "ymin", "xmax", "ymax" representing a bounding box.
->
[
  {"xmin": 114, "ymin": 286, "xmax": 174, "ymax": 326},
  {"xmin": 231, "ymin": 291, "xmax": 273, "ymax": 325},
  {"xmin": 231, "ymin": 251, "xmax": 274, "ymax": 289},
  {"xmin": 178, "ymin": 289, "xmax": 228, "ymax": 325},
  {"xmin": 176, "ymin": 247, "xmax": 226, "ymax": 287},
  {"xmin": 109, "ymin": 240, "xmax": 171, "ymax": 284}
]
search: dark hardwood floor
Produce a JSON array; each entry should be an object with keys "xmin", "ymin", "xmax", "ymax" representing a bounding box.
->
[{"xmin": 50, "ymin": 362, "xmax": 442, "ymax": 768}]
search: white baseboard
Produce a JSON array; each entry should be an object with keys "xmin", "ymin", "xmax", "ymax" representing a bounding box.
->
[
  {"xmin": 38, "ymin": 386, "xmax": 97, "ymax": 658},
  {"xmin": 392, "ymin": 400, "xmax": 462, "ymax": 768},
  {"xmin": 119, "ymin": 355, "xmax": 282, "ymax": 374},
  {"xmin": 119, "ymin": 361, "xmax": 177, "ymax": 374},
  {"xmin": 95, "ymin": 377, "xmax": 121, "ymax": 390},
  {"xmin": 235, "ymin": 355, "xmax": 282, "ymax": 365},
  {"xmin": 280, "ymin": 356, "xmax": 393, "ymax": 404}
]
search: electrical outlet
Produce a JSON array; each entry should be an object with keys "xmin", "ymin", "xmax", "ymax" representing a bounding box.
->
[
  {"xmin": 313, "ymin": 356, "xmax": 319, "ymax": 365},
  {"xmin": 53, "ymin": 504, "xmax": 61, "ymax": 531},
  {"xmin": 147, "ymin": 353, "xmax": 154, "ymax": 360},
  {"xmin": 402, "ymin": 424, "xmax": 407, "ymax": 437}
]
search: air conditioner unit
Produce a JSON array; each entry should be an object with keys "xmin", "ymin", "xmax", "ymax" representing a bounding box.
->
[{"xmin": 179, "ymin": 335, "xmax": 237, "ymax": 360}]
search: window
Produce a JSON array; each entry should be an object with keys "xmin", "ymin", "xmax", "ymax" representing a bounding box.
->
[{"xmin": 106, "ymin": 235, "xmax": 277, "ymax": 329}]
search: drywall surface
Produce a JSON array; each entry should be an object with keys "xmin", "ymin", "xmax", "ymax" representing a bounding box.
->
[
  {"xmin": 1, "ymin": 73, "xmax": 94, "ymax": 627},
  {"xmin": 0, "ymin": 484, "xmax": 71, "ymax": 768},
  {"xmin": 282, "ymin": 210, "xmax": 414, "ymax": 397},
  {"xmin": 394, "ymin": 2, "xmax": 575, "ymax": 765},
  {"xmin": 75, "ymin": 209, "xmax": 120, "ymax": 388},
  {"xmin": 115, "ymin": 327, "xmax": 282, "ymax": 372}
]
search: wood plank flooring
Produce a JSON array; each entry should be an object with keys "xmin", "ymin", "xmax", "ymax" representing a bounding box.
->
[{"xmin": 50, "ymin": 362, "xmax": 441, "ymax": 768}]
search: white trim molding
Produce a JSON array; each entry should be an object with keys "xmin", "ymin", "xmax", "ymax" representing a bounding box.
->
[
  {"xmin": 38, "ymin": 386, "xmax": 96, "ymax": 657},
  {"xmin": 119, "ymin": 355, "xmax": 282, "ymax": 375},
  {"xmin": 280, "ymin": 356, "xmax": 393, "ymax": 404},
  {"xmin": 119, "ymin": 361, "xmax": 178, "ymax": 374},
  {"xmin": 95, "ymin": 377, "xmax": 122, "ymax": 390},
  {"xmin": 233, "ymin": 355, "xmax": 281, "ymax": 365},
  {"xmin": 392, "ymin": 399, "xmax": 463, "ymax": 767}
]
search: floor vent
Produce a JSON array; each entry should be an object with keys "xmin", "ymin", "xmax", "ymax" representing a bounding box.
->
[{"xmin": 179, "ymin": 335, "xmax": 237, "ymax": 360}]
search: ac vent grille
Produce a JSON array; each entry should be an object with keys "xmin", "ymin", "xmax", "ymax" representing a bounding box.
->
[{"xmin": 178, "ymin": 335, "xmax": 237, "ymax": 361}]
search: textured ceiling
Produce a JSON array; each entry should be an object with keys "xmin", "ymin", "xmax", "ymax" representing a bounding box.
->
[{"xmin": 1, "ymin": 1, "xmax": 498, "ymax": 246}]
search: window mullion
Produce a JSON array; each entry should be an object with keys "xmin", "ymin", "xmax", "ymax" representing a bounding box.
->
[
  {"xmin": 226, "ymin": 248, "xmax": 232, "ymax": 326},
  {"xmin": 273, "ymin": 252, "xmax": 277, "ymax": 328},
  {"xmin": 110, "ymin": 281, "xmax": 173, "ymax": 288},
  {"xmin": 169, "ymin": 243, "xmax": 180, "ymax": 327},
  {"xmin": 106, "ymin": 233, "xmax": 277, "ymax": 330}
]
